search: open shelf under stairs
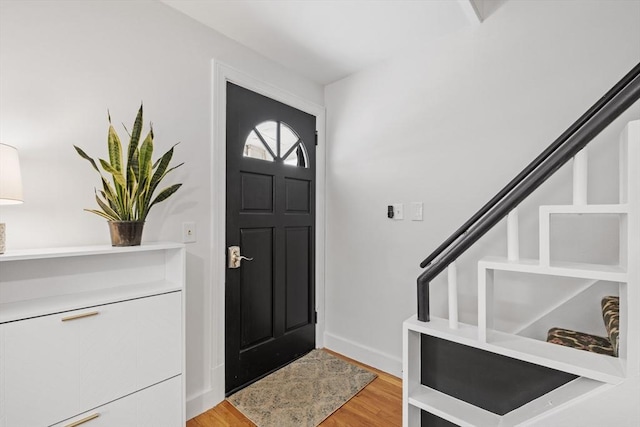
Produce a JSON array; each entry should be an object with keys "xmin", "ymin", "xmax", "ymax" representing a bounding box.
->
[{"xmin": 405, "ymin": 315, "xmax": 624, "ymax": 385}]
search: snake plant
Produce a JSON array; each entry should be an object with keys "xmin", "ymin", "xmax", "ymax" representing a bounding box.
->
[{"xmin": 74, "ymin": 104, "xmax": 183, "ymax": 222}]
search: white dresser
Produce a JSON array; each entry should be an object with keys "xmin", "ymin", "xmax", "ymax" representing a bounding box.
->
[{"xmin": 0, "ymin": 243, "xmax": 185, "ymax": 427}]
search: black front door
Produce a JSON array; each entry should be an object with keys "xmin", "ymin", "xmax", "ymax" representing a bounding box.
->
[{"xmin": 225, "ymin": 82, "xmax": 316, "ymax": 394}]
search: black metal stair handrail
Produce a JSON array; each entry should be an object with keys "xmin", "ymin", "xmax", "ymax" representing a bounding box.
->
[{"xmin": 417, "ymin": 62, "xmax": 640, "ymax": 322}]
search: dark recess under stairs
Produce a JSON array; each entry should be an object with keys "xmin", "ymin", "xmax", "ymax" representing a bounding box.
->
[{"xmin": 421, "ymin": 335, "xmax": 578, "ymax": 416}]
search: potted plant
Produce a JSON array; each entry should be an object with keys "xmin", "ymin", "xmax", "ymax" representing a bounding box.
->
[{"xmin": 74, "ymin": 104, "xmax": 183, "ymax": 246}]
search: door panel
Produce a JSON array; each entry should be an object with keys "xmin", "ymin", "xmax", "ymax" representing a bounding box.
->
[
  {"xmin": 240, "ymin": 227, "xmax": 274, "ymax": 348},
  {"xmin": 285, "ymin": 178, "xmax": 310, "ymax": 212},
  {"xmin": 225, "ymin": 82, "xmax": 316, "ymax": 394},
  {"xmin": 241, "ymin": 172, "xmax": 274, "ymax": 212},
  {"xmin": 285, "ymin": 226, "xmax": 311, "ymax": 331}
]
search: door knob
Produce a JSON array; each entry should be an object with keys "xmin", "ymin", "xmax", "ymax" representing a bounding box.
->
[{"xmin": 228, "ymin": 246, "xmax": 254, "ymax": 268}]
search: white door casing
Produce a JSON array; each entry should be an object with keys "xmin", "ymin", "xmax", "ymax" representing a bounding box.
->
[{"xmin": 202, "ymin": 60, "xmax": 326, "ymax": 410}]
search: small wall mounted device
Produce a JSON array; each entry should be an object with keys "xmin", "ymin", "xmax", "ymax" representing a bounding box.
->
[{"xmin": 388, "ymin": 204, "xmax": 404, "ymax": 220}]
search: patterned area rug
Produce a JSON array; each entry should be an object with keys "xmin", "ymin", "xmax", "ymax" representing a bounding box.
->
[{"xmin": 227, "ymin": 349, "xmax": 377, "ymax": 427}]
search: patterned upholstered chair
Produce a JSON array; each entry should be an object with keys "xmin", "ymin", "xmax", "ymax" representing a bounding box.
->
[{"xmin": 547, "ymin": 296, "xmax": 619, "ymax": 357}]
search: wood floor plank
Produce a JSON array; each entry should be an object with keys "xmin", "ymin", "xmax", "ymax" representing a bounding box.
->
[{"xmin": 187, "ymin": 349, "xmax": 402, "ymax": 427}]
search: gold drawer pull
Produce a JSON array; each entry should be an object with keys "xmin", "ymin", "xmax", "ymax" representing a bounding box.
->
[
  {"xmin": 61, "ymin": 311, "xmax": 99, "ymax": 322},
  {"xmin": 65, "ymin": 413, "xmax": 100, "ymax": 427}
]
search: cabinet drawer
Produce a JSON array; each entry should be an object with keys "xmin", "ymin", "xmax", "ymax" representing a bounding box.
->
[
  {"xmin": 51, "ymin": 375, "xmax": 183, "ymax": 427},
  {"xmin": 0, "ymin": 291, "xmax": 181, "ymax": 427}
]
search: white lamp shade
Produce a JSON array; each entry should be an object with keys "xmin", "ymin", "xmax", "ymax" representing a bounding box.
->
[{"xmin": 0, "ymin": 143, "xmax": 23, "ymax": 205}]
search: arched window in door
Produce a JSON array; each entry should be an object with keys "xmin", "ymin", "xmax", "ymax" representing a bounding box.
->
[{"xmin": 243, "ymin": 121, "xmax": 309, "ymax": 167}]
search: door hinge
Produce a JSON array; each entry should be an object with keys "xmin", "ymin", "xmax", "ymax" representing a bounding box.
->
[
  {"xmin": 314, "ymin": 311, "xmax": 318, "ymax": 324},
  {"xmin": 315, "ymin": 131, "xmax": 318, "ymax": 146}
]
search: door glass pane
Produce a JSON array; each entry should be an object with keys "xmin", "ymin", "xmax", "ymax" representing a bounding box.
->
[
  {"xmin": 244, "ymin": 130, "xmax": 274, "ymax": 162},
  {"xmin": 283, "ymin": 143, "xmax": 308, "ymax": 167},
  {"xmin": 244, "ymin": 120, "xmax": 308, "ymax": 167},
  {"xmin": 280, "ymin": 123, "xmax": 300, "ymax": 159},
  {"xmin": 255, "ymin": 121, "xmax": 278, "ymax": 156}
]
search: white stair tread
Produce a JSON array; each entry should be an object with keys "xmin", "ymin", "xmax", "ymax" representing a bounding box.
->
[
  {"xmin": 408, "ymin": 377, "xmax": 605, "ymax": 427},
  {"xmin": 479, "ymin": 256, "xmax": 627, "ymax": 282},
  {"xmin": 408, "ymin": 384, "xmax": 500, "ymax": 427},
  {"xmin": 486, "ymin": 329, "xmax": 623, "ymax": 384},
  {"xmin": 404, "ymin": 316, "xmax": 624, "ymax": 384},
  {"xmin": 540, "ymin": 204, "xmax": 629, "ymax": 214},
  {"xmin": 500, "ymin": 377, "xmax": 607, "ymax": 426}
]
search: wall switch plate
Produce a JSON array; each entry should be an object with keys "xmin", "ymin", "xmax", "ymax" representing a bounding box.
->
[
  {"xmin": 411, "ymin": 202, "xmax": 423, "ymax": 221},
  {"xmin": 392, "ymin": 203, "xmax": 404, "ymax": 220},
  {"xmin": 183, "ymin": 222, "xmax": 197, "ymax": 243}
]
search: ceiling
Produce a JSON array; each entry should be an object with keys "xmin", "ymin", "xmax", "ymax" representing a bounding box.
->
[{"xmin": 160, "ymin": 0, "xmax": 481, "ymax": 85}]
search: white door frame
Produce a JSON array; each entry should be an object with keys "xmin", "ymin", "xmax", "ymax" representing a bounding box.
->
[{"xmin": 210, "ymin": 60, "xmax": 326, "ymax": 401}]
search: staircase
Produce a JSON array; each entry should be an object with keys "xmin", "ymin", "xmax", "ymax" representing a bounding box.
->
[{"xmin": 403, "ymin": 69, "xmax": 640, "ymax": 427}]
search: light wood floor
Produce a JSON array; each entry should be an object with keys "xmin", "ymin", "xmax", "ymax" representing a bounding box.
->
[{"xmin": 187, "ymin": 349, "xmax": 402, "ymax": 427}]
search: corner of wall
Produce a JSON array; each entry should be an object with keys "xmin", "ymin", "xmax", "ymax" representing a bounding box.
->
[
  {"xmin": 186, "ymin": 364, "xmax": 225, "ymax": 420},
  {"xmin": 324, "ymin": 332, "xmax": 402, "ymax": 378}
]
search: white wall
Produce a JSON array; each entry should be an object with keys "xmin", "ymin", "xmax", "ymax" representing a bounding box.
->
[
  {"xmin": 324, "ymin": 0, "xmax": 640, "ymax": 376},
  {"xmin": 0, "ymin": 0, "xmax": 323, "ymax": 418},
  {"xmin": 2, "ymin": 0, "xmax": 639, "ymax": 419}
]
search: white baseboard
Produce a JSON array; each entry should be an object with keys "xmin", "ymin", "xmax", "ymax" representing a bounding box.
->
[
  {"xmin": 324, "ymin": 331, "xmax": 402, "ymax": 377},
  {"xmin": 186, "ymin": 364, "xmax": 225, "ymax": 420}
]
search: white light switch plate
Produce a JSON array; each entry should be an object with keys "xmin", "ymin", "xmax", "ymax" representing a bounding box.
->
[{"xmin": 411, "ymin": 202, "xmax": 423, "ymax": 221}]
